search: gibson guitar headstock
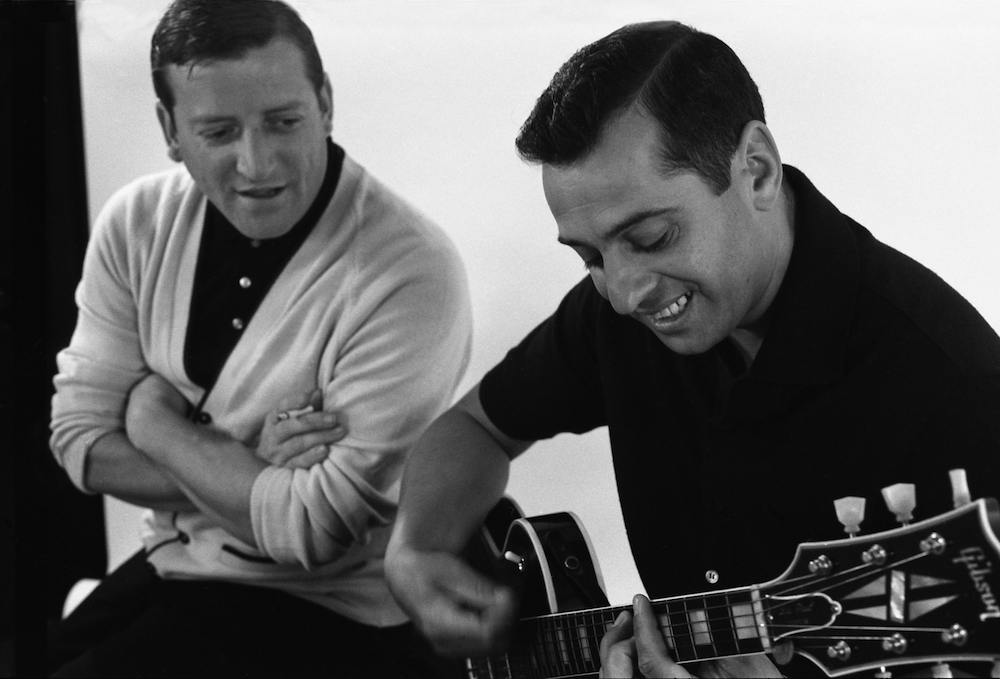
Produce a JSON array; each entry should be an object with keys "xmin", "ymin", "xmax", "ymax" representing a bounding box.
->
[{"xmin": 760, "ymin": 470, "xmax": 1000, "ymax": 677}]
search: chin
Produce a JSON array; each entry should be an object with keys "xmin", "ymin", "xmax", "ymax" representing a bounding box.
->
[
  {"xmin": 230, "ymin": 211, "xmax": 297, "ymax": 240},
  {"xmin": 653, "ymin": 331, "xmax": 717, "ymax": 356}
]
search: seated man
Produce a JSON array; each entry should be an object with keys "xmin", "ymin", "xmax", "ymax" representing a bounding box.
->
[
  {"xmin": 385, "ymin": 20, "xmax": 1000, "ymax": 678},
  {"xmin": 48, "ymin": 0, "xmax": 471, "ymax": 676}
]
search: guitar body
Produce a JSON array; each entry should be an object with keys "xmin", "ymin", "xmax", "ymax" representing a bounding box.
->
[
  {"xmin": 503, "ymin": 512, "xmax": 610, "ymax": 617},
  {"xmin": 466, "ymin": 505, "xmax": 610, "ymax": 679}
]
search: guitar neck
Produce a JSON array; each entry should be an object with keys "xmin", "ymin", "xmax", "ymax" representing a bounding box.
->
[
  {"xmin": 481, "ymin": 586, "xmax": 770, "ymax": 678},
  {"xmin": 468, "ymin": 497, "xmax": 1000, "ymax": 679}
]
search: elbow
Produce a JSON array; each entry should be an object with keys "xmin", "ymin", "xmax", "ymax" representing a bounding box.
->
[{"xmin": 250, "ymin": 468, "xmax": 365, "ymax": 569}]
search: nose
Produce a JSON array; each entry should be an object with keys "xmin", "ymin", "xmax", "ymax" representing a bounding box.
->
[
  {"xmin": 601, "ymin": 253, "xmax": 657, "ymax": 316},
  {"xmin": 234, "ymin": 129, "xmax": 276, "ymax": 180}
]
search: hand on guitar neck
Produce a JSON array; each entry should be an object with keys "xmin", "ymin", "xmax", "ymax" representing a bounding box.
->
[
  {"xmin": 455, "ymin": 475, "xmax": 1000, "ymax": 679},
  {"xmin": 599, "ymin": 595, "xmax": 782, "ymax": 678}
]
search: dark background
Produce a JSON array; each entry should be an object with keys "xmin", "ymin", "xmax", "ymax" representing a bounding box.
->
[{"xmin": 2, "ymin": 1, "xmax": 107, "ymax": 675}]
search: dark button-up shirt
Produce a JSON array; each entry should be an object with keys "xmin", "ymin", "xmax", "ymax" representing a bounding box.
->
[{"xmin": 480, "ymin": 166, "xmax": 1000, "ymax": 598}]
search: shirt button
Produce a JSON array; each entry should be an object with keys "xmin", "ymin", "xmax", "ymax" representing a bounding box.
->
[
  {"xmin": 250, "ymin": 239, "xmax": 261, "ymax": 248},
  {"xmin": 239, "ymin": 276, "xmax": 251, "ymax": 289},
  {"xmin": 232, "ymin": 318, "xmax": 244, "ymax": 330},
  {"xmin": 197, "ymin": 411, "xmax": 212, "ymax": 424},
  {"xmin": 705, "ymin": 570, "xmax": 720, "ymax": 584}
]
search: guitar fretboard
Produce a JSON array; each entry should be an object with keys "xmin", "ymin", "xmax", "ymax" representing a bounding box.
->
[{"xmin": 467, "ymin": 586, "xmax": 771, "ymax": 679}]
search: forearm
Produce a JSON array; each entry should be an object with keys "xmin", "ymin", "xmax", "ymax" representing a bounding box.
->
[
  {"xmin": 128, "ymin": 399, "xmax": 265, "ymax": 545},
  {"xmin": 392, "ymin": 407, "xmax": 514, "ymax": 555},
  {"xmin": 84, "ymin": 431, "xmax": 198, "ymax": 513},
  {"xmin": 386, "ymin": 388, "xmax": 528, "ymax": 655}
]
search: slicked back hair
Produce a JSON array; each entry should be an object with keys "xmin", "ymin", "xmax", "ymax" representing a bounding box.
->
[
  {"xmin": 515, "ymin": 22, "xmax": 765, "ymax": 195},
  {"xmin": 151, "ymin": 0, "xmax": 325, "ymax": 115}
]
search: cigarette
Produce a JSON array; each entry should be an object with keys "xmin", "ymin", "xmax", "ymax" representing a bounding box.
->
[{"xmin": 276, "ymin": 405, "xmax": 315, "ymax": 422}]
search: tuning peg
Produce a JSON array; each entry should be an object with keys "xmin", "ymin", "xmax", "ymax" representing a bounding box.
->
[
  {"xmin": 949, "ymin": 469, "xmax": 971, "ymax": 508},
  {"xmin": 881, "ymin": 483, "xmax": 916, "ymax": 525},
  {"xmin": 833, "ymin": 496, "xmax": 866, "ymax": 536},
  {"xmin": 931, "ymin": 663, "xmax": 953, "ymax": 678}
]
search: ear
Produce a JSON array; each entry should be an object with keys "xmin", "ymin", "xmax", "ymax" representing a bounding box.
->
[
  {"xmin": 735, "ymin": 121, "xmax": 782, "ymax": 211},
  {"xmin": 155, "ymin": 101, "xmax": 183, "ymax": 163},
  {"xmin": 318, "ymin": 73, "xmax": 334, "ymax": 136}
]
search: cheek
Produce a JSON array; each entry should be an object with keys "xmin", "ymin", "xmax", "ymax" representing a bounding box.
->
[{"xmin": 194, "ymin": 156, "xmax": 231, "ymax": 187}]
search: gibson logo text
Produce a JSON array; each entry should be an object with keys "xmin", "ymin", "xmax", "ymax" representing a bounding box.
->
[{"xmin": 953, "ymin": 547, "xmax": 1000, "ymax": 621}]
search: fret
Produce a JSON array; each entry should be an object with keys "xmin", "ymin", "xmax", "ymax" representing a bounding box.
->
[
  {"xmin": 543, "ymin": 617, "xmax": 563, "ymax": 676},
  {"xmin": 498, "ymin": 652, "xmax": 513, "ymax": 679},
  {"xmin": 553, "ymin": 616, "xmax": 574, "ymax": 674},
  {"xmin": 650, "ymin": 586, "xmax": 769, "ymax": 664},
  {"xmin": 666, "ymin": 599, "xmax": 697, "ymax": 662},
  {"xmin": 731, "ymin": 602, "xmax": 757, "ymax": 639},
  {"xmin": 521, "ymin": 618, "xmax": 543, "ymax": 678},
  {"xmin": 540, "ymin": 618, "xmax": 558, "ymax": 676},
  {"xmin": 730, "ymin": 588, "xmax": 770, "ymax": 654},
  {"xmin": 706, "ymin": 594, "xmax": 739, "ymax": 657},
  {"xmin": 686, "ymin": 597, "xmax": 715, "ymax": 660},
  {"xmin": 576, "ymin": 611, "xmax": 595, "ymax": 665},
  {"xmin": 498, "ymin": 587, "xmax": 770, "ymax": 678},
  {"xmin": 551, "ymin": 609, "xmax": 605, "ymax": 676},
  {"xmin": 656, "ymin": 608, "xmax": 676, "ymax": 651}
]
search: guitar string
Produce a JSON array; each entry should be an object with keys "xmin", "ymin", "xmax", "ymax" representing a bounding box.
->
[
  {"xmin": 525, "ymin": 616, "xmax": 953, "ymax": 643},
  {"xmin": 485, "ymin": 624, "xmax": 957, "ymax": 677},
  {"xmin": 515, "ymin": 596, "xmax": 952, "ymax": 654},
  {"xmin": 470, "ymin": 616, "xmax": 958, "ymax": 677},
  {"xmin": 779, "ymin": 551, "xmax": 929, "ymax": 601},
  {"xmin": 518, "ymin": 547, "xmax": 924, "ymax": 630},
  {"xmin": 476, "ymin": 546, "xmax": 949, "ymax": 672}
]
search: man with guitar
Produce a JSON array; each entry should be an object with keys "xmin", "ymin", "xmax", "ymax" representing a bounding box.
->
[{"xmin": 386, "ymin": 21, "xmax": 1000, "ymax": 678}]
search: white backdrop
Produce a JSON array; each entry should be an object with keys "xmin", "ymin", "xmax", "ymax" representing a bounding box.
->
[{"xmin": 78, "ymin": 0, "xmax": 1000, "ymax": 606}]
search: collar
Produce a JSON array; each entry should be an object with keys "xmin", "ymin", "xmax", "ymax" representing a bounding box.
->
[
  {"xmin": 205, "ymin": 137, "xmax": 345, "ymax": 246},
  {"xmin": 746, "ymin": 165, "xmax": 860, "ymax": 385}
]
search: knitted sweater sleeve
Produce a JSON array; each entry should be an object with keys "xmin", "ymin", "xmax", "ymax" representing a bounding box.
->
[
  {"xmin": 248, "ymin": 209, "xmax": 473, "ymax": 568},
  {"xmin": 49, "ymin": 184, "xmax": 150, "ymax": 492}
]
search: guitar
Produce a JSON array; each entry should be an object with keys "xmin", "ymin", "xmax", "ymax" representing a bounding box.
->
[{"xmin": 465, "ymin": 494, "xmax": 1000, "ymax": 678}]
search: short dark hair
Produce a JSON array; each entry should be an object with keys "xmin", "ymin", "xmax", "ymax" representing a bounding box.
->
[
  {"xmin": 515, "ymin": 21, "xmax": 765, "ymax": 195},
  {"xmin": 151, "ymin": 0, "xmax": 325, "ymax": 114}
]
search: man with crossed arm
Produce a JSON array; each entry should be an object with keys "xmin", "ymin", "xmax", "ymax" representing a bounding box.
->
[{"xmin": 48, "ymin": 1, "xmax": 471, "ymax": 676}]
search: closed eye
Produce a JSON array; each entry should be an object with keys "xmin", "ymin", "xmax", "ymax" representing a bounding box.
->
[{"xmin": 632, "ymin": 229, "xmax": 675, "ymax": 254}]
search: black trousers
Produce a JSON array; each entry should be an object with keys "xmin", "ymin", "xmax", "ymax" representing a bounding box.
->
[{"xmin": 48, "ymin": 550, "xmax": 456, "ymax": 678}]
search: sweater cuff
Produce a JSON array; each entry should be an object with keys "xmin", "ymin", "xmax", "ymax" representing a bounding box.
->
[{"xmin": 63, "ymin": 433, "xmax": 102, "ymax": 495}]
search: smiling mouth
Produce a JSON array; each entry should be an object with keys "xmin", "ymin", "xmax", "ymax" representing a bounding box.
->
[{"xmin": 646, "ymin": 292, "xmax": 692, "ymax": 324}]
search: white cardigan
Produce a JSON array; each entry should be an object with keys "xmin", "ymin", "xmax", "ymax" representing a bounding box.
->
[{"xmin": 50, "ymin": 154, "xmax": 473, "ymax": 626}]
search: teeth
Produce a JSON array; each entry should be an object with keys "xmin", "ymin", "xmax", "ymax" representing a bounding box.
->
[{"xmin": 651, "ymin": 293, "xmax": 689, "ymax": 320}]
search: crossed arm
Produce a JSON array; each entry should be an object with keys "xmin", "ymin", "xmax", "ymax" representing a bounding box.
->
[{"xmin": 84, "ymin": 374, "xmax": 344, "ymax": 546}]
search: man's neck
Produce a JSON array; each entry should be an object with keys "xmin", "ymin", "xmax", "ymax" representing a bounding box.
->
[{"xmin": 729, "ymin": 181, "xmax": 797, "ymax": 366}]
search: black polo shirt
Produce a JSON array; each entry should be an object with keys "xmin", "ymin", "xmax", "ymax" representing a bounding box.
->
[
  {"xmin": 480, "ymin": 166, "xmax": 1000, "ymax": 598},
  {"xmin": 183, "ymin": 140, "xmax": 345, "ymax": 393}
]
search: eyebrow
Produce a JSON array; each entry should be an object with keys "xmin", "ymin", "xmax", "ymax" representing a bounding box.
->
[
  {"xmin": 557, "ymin": 206, "xmax": 680, "ymax": 248},
  {"xmin": 189, "ymin": 103, "xmax": 307, "ymax": 126}
]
